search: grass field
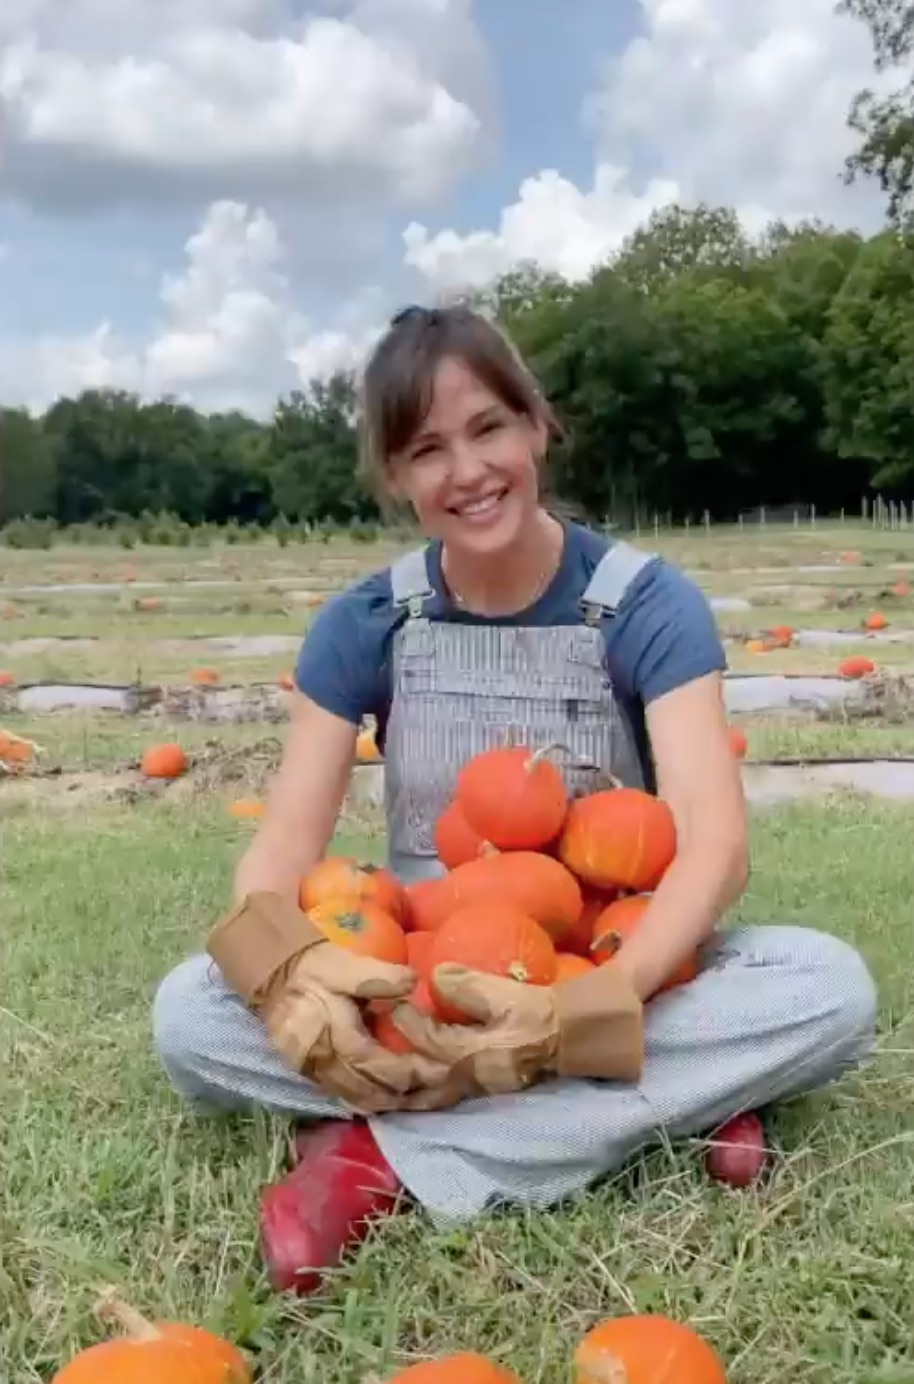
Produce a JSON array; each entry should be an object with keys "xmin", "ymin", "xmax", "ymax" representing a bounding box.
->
[{"xmin": 3, "ymin": 523, "xmax": 914, "ymax": 1383}]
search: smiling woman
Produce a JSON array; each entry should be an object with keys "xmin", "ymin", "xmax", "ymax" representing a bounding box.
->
[{"xmin": 152, "ymin": 303, "xmax": 878, "ymax": 1299}]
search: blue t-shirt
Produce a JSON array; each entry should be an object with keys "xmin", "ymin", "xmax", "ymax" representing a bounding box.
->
[{"xmin": 295, "ymin": 521, "xmax": 726, "ymax": 787}]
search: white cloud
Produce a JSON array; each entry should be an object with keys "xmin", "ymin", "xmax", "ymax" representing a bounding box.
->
[
  {"xmin": 0, "ymin": 1, "xmax": 485, "ymax": 209},
  {"xmin": 404, "ymin": 164, "xmax": 681, "ymax": 293}
]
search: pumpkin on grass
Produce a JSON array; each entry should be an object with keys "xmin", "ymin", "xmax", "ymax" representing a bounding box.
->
[
  {"xmin": 227, "ymin": 799, "xmax": 266, "ymax": 820},
  {"xmin": 356, "ymin": 727, "xmax": 381, "ymax": 762},
  {"xmin": 0, "ymin": 727, "xmax": 40, "ymax": 770},
  {"xmin": 591, "ymin": 896, "xmax": 699, "ymax": 996},
  {"xmin": 190, "ymin": 667, "xmax": 220, "ymax": 686},
  {"xmin": 838, "ymin": 655, "xmax": 876, "ymax": 679},
  {"xmin": 559, "ymin": 787, "xmax": 676, "ymax": 894},
  {"xmin": 52, "ymin": 1287, "xmax": 251, "ymax": 1383},
  {"xmin": 427, "ymin": 903, "xmax": 558, "ymax": 1023},
  {"xmin": 406, "ymin": 852, "xmax": 583, "ymax": 946},
  {"xmin": 434, "ymin": 800, "xmax": 497, "ymax": 869},
  {"xmin": 307, "ymin": 899, "xmax": 407, "ymax": 965},
  {"xmin": 575, "ymin": 1313, "xmax": 726, "ymax": 1384},
  {"xmin": 727, "ymin": 726, "xmax": 748, "ymax": 760},
  {"xmin": 0, "ymin": 671, "xmax": 16, "ymax": 687},
  {"xmin": 301, "ymin": 856, "xmax": 405, "ymax": 923},
  {"xmin": 140, "ymin": 742, "xmax": 188, "ymax": 780},
  {"xmin": 457, "ymin": 743, "xmax": 568, "ymax": 849},
  {"xmin": 864, "ymin": 611, "xmax": 888, "ymax": 631},
  {"xmin": 388, "ymin": 1354, "xmax": 522, "ymax": 1382}
]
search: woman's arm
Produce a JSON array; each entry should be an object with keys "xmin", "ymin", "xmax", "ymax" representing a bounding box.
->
[
  {"xmin": 233, "ymin": 691, "xmax": 358, "ymax": 905},
  {"xmin": 609, "ymin": 671, "xmax": 749, "ymax": 1002}
]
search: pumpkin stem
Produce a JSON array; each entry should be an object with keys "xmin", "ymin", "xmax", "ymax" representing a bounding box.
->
[
  {"xmin": 508, "ymin": 961, "xmax": 530, "ymax": 983},
  {"xmin": 591, "ymin": 928, "xmax": 623, "ymax": 957},
  {"xmin": 94, "ymin": 1286, "xmax": 162, "ymax": 1342},
  {"xmin": 579, "ymin": 1354, "xmax": 629, "ymax": 1384},
  {"xmin": 527, "ymin": 742, "xmax": 603, "ymax": 773}
]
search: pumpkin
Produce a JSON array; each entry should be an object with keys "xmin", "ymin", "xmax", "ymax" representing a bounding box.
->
[
  {"xmin": 575, "ymin": 1313, "xmax": 726, "ymax": 1384},
  {"xmin": 227, "ymin": 799, "xmax": 266, "ymax": 820},
  {"xmin": 301, "ymin": 856, "xmax": 406, "ymax": 924},
  {"xmin": 0, "ymin": 671, "xmax": 16, "ymax": 687},
  {"xmin": 51, "ymin": 1287, "xmax": 251, "ymax": 1384},
  {"xmin": 404, "ymin": 878, "xmax": 445, "ymax": 933},
  {"xmin": 767, "ymin": 624, "xmax": 794, "ymax": 645},
  {"xmin": 427, "ymin": 903, "xmax": 557, "ymax": 1023},
  {"xmin": 838, "ymin": 655, "xmax": 876, "ymax": 679},
  {"xmin": 864, "ymin": 611, "xmax": 888, "ymax": 631},
  {"xmin": 727, "ymin": 726, "xmax": 748, "ymax": 760},
  {"xmin": 554, "ymin": 952, "xmax": 596, "ymax": 983},
  {"xmin": 891, "ymin": 579, "xmax": 911, "ymax": 597},
  {"xmin": 406, "ymin": 930, "xmax": 435, "ymax": 977},
  {"xmin": 371, "ymin": 978, "xmax": 436, "ymax": 1054},
  {"xmin": 457, "ymin": 743, "xmax": 568, "ymax": 850},
  {"xmin": 839, "ymin": 549, "xmax": 863, "ymax": 565},
  {"xmin": 306, "ymin": 898, "xmax": 407, "ymax": 965},
  {"xmin": 434, "ymin": 800, "xmax": 497, "ymax": 869},
  {"xmin": 388, "ymin": 1354, "xmax": 522, "ymax": 1383},
  {"xmin": 563, "ymin": 887, "xmax": 618, "ymax": 957},
  {"xmin": 140, "ymin": 742, "xmax": 188, "ymax": 780},
  {"xmin": 405, "ymin": 852, "xmax": 583, "ymax": 947},
  {"xmin": 558, "ymin": 788, "xmax": 677, "ymax": 893},
  {"xmin": 356, "ymin": 728, "xmax": 381, "ymax": 762},
  {"xmin": 591, "ymin": 896, "xmax": 699, "ymax": 996},
  {"xmin": 134, "ymin": 596, "xmax": 164, "ymax": 612},
  {"xmin": 190, "ymin": 668, "xmax": 220, "ymax": 686},
  {"xmin": 0, "ymin": 728, "xmax": 39, "ymax": 769},
  {"xmin": 744, "ymin": 639, "xmax": 767, "ymax": 654}
]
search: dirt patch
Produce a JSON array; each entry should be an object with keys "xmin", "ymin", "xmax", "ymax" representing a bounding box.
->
[
  {"xmin": 0, "ymin": 637, "xmax": 98, "ymax": 655},
  {"xmin": 744, "ymin": 758, "xmax": 914, "ymax": 806},
  {"xmin": 724, "ymin": 674, "xmax": 864, "ymax": 715},
  {"xmin": 0, "ymin": 767, "xmax": 155, "ymax": 813}
]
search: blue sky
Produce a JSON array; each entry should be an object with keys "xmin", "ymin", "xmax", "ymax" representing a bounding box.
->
[{"xmin": 0, "ymin": 0, "xmax": 892, "ymax": 413}]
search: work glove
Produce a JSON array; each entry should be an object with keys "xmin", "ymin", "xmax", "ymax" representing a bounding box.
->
[
  {"xmin": 391, "ymin": 960, "xmax": 645, "ymax": 1097},
  {"xmin": 207, "ymin": 892, "xmax": 467, "ymax": 1114}
]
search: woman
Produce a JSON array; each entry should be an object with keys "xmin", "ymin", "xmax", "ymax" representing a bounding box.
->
[{"xmin": 154, "ymin": 305, "xmax": 877, "ymax": 1295}]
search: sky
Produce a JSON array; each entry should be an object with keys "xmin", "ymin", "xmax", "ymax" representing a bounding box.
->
[{"xmin": 0, "ymin": 0, "xmax": 899, "ymax": 416}]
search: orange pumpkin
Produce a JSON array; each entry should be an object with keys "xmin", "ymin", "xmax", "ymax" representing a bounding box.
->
[
  {"xmin": 135, "ymin": 596, "xmax": 164, "ymax": 612},
  {"xmin": 562, "ymin": 887, "xmax": 618, "ymax": 957},
  {"xmin": 405, "ymin": 852, "xmax": 583, "ymax": 947},
  {"xmin": 727, "ymin": 726, "xmax": 748, "ymax": 760},
  {"xmin": 406, "ymin": 930, "xmax": 435, "ymax": 977},
  {"xmin": 227, "ymin": 799, "xmax": 266, "ymax": 820},
  {"xmin": 591, "ymin": 896, "xmax": 699, "ymax": 996},
  {"xmin": 301, "ymin": 856, "xmax": 406, "ymax": 924},
  {"xmin": 457, "ymin": 743, "xmax": 568, "ymax": 850},
  {"xmin": 838, "ymin": 655, "xmax": 876, "ymax": 679},
  {"xmin": 434, "ymin": 800, "xmax": 497, "ymax": 869},
  {"xmin": 744, "ymin": 639, "xmax": 768, "ymax": 654},
  {"xmin": 371, "ymin": 978, "xmax": 436, "ymax": 1054},
  {"xmin": 891, "ymin": 580, "xmax": 911, "ymax": 598},
  {"xmin": 140, "ymin": 742, "xmax": 188, "ymax": 780},
  {"xmin": 306, "ymin": 898, "xmax": 407, "ymax": 965},
  {"xmin": 767, "ymin": 624, "xmax": 794, "ymax": 646},
  {"xmin": 559, "ymin": 788, "xmax": 677, "ymax": 893},
  {"xmin": 190, "ymin": 667, "xmax": 220, "ymax": 686},
  {"xmin": 0, "ymin": 671, "xmax": 16, "ymax": 687},
  {"xmin": 404, "ymin": 877, "xmax": 445, "ymax": 933},
  {"xmin": 388, "ymin": 1354, "xmax": 522, "ymax": 1383},
  {"xmin": 356, "ymin": 728, "xmax": 381, "ymax": 762},
  {"xmin": 864, "ymin": 611, "xmax": 888, "ymax": 631},
  {"xmin": 427, "ymin": 903, "xmax": 558, "ymax": 1023},
  {"xmin": 554, "ymin": 953, "xmax": 596, "ymax": 983},
  {"xmin": 52, "ymin": 1288, "xmax": 251, "ymax": 1384},
  {"xmin": 575, "ymin": 1313, "xmax": 726, "ymax": 1384}
]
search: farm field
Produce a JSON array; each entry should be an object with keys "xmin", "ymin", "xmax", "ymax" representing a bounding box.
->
[{"xmin": 3, "ymin": 522, "xmax": 914, "ymax": 1383}]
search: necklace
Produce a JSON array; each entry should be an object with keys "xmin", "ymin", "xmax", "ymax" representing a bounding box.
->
[{"xmin": 445, "ymin": 553, "xmax": 557, "ymax": 615}]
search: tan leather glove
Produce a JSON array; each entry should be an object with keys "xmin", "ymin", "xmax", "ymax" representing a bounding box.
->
[
  {"xmin": 390, "ymin": 961, "xmax": 644, "ymax": 1097},
  {"xmin": 207, "ymin": 893, "xmax": 468, "ymax": 1114}
]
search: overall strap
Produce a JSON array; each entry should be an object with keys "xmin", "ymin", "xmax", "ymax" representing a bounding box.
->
[
  {"xmin": 581, "ymin": 540, "xmax": 657, "ymax": 624},
  {"xmin": 390, "ymin": 546, "xmax": 435, "ymax": 619}
]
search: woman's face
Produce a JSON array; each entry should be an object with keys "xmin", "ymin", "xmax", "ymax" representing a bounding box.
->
[{"xmin": 387, "ymin": 356, "xmax": 547, "ymax": 557}]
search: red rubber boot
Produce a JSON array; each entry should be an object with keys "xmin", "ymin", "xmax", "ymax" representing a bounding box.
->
[
  {"xmin": 704, "ymin": 1111, "xmax": 769, "ymax": 1187},
  {"xmin": 259, "ymin": 1120, "xmax": 403, "ymax": 1295}
]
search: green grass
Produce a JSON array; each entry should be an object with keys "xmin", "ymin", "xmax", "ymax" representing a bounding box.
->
[{"xmin": 3, "ymin": 794, "xmax": 913, "ymax": 1383}]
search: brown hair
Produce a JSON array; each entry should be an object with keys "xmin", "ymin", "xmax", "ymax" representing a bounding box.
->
[{"xmin": 358, "ymin": 303, "xmax": 561, "ymax": 494}]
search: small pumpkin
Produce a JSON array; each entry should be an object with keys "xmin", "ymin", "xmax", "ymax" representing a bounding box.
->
[
  {"xmin": 727, "ymin": 725, "xmax": 748, "ymax": 760},
  {"xmin": 134, "ymin": 596, "xmax": 164, "ymax": 612},
  {"xmin": 190, "ymin": 667, "xmax": 220, "ymax": 686},
  {"xmin": 404, "ymin": 877, "xmax": 446, "ymax": 933},
  {"xmin": 140, "ymin": 742, "xmax": 188, "ymax": 780},
  {"xmin": 575, "ymin": 1313, "xmax": 726, "ymax": 1384},
  {"xmin": 457, "ymin": 743, "xmax": 568, "ymax": 850},
  {"xmin": 356, "ymin": 727, "xmax": 381, "ymax": 762},
  {"xmin": 837, "ymin": 655, "xmax": 876, "ymax": 679},
  {"xmin": 744, "ymin": 638, "xmax": 768, "ymax": 654},
  {"xmin": 591, "ymin": 896, "xmax": 699, "ymax": 996},
  {"xmin": 301, "ymin": 856, "xmax": 406, "ymax": 924},
  {"xmin": 306, "ymin": 898, "xmax": 407, "ymax": 965},
  {"xmin": 563, "ymin": 886, "xmax": 618, "ymax": 957},
  {"xmin": 864, "ymin": 611, "xmax": 888, "ymax": 631},
  {"xmin": 434, "ymin": 800, "xmax": 497, "ymax": 869},
  {"xmin": 388, "ymin": 1354, "xmax": 522, "ymax": 1382},
  {"xmin": 767, "ymin": 624, "xmax": 794, "ymax": 646},
  {"xmin": 427, "ymin": 903, "xmax": 558, "ymax": 1023},
  {"xmin": 0, "ymin": 728, "xmax": 39, "ymax": 768},
  {"xmin": 371, "ymin": 977, "xmax": 436, "ymax": 1054},
  {"xmin": 0, "ymin": 671, "xmax": 16, "ymax": 687},
  {"xmin": 406, "ymin": 852, "xmax": 583, "ymax": 946},
  {"xmin": 406, "ymin": 930, "xmax": 435, "ymax": 977},
  {"xmin": 554, "ymin": 952, "xmax": 596, "ymax": 983},
  {"xmin": 227, "ymin": 799, "xmax": 266, "ymax": 820},
  {"xmin": 558, "ymin": 788, "xmax": 677, "ymax": 894},
  {"xmin": 51, "ymin": 1287, "xmax": 251, "ymax": 1384},
  {"xmin": 891, "ymin": 579, "xmax": 911, "ymax": 598}
]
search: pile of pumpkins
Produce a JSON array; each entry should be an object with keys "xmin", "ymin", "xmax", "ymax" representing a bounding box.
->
[
  {"xmin": 54, "ymin": 1287, "xmax": 728, "ymax": 1382},
  {"xmin": 296, "ymin": 740, "xmax": 693, "ymax": 1040}
]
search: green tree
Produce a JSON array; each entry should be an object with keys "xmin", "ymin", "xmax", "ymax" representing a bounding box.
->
[
  {"xmin": 0, "ymin": 408, "xmax": 58, "ymax": 523},
  {"xmin": 841, "ymin": 0, "xmax": 914, "ymax": 222}
]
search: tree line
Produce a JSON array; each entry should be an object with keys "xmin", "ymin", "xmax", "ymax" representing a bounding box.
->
[{"xmin": 4, "ymin": 0, "xmax": 914, "ymax": 538}]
